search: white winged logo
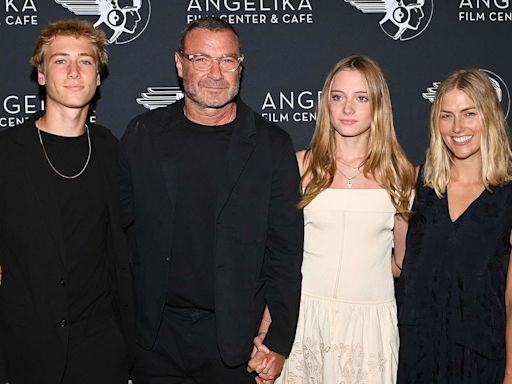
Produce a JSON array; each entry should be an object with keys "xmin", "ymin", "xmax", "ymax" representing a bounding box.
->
[
  {"xmin": 422, "ymin": 82, "xmax": 440, "ymax": 103},
  {"xmin": 136, "ymin": 87, "xmax": 185, "ymax": 110},
  {"xmin": 344, "ymin": 0, "xmax": 433, "ymax": 41},
  {"xmin": 54, "ymin": 0, "xmax": 151, "ymax": 44}
]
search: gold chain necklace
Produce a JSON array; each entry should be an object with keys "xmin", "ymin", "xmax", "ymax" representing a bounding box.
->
[
  {"xmin": 336, "ymin": 157, "xmax": 366, "ymax": 170},
  {"xmin": 37, "ymin": 124, "xmax": 91, "ymax": 179}
]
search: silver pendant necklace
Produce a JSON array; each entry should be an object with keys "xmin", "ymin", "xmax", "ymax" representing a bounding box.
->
[
  {"xmin": 336, "ymin": 167, "xmax": 361, "ymax": 188},
  {"xmin": 37, "ymin": 124, "xmax": 91, "ymax": 179}
]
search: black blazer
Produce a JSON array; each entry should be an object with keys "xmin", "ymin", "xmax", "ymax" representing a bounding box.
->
[
  {"xmin": 120, "ymin": 98, "xmax": 304, "ymax": 366},
  {"xmin": 0, "ymin": 118, "xmax": 135, "ymax": 384}
]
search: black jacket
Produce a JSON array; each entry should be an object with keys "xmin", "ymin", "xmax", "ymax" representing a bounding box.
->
[
  {"xmin": 120, "ymin": 98, "xmax": 304, "ymax": 366},
  {"xmin": 0, "ymin": 118, "xmax": 135, "ymax": 384}
]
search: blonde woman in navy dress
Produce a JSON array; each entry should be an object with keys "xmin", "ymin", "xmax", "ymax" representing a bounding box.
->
[
  {"xmin": 251, "ymin": 55, "xmax": 414, "ymax": 384},
  {"xmin": 396, "ymin": 69, "xmax": 512, "ymax": 383}
]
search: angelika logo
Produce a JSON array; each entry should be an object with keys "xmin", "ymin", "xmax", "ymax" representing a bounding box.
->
[
  {"xmin": 422, "ymin": 69, "xmax": 511, "ymax": 118},
  {"xmin": 136, "ymin": 87, "xmax": 185, "ymax": 110},
  {"xmin": 344, "ymin": 0, "xmax": 434, "ymax": 41},
  {"xmin": 54, "ymin": 0, "xmax": 151, "ymax": 44}
]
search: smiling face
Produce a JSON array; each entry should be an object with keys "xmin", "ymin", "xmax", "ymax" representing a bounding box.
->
[
  {"xmin": 438, "ymin": 88, "xmax": 482, "ymax": 162},
  {"xmin": 175, "ymin": 28, "xmax": 242, "ymax": 111},
  {"xmin": 328, "ymin": 69, "xmax": 372, "ymax": 140},
  {"xmin": 38, "ymin": 35, "xmax": 100, "ymax": 112}
]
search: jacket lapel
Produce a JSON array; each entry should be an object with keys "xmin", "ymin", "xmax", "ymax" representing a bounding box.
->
[
  {"xmin": 216, "ymin": 100, "xmax": 257, "ymax": 219},
  {"xmin": 147, "ymin": 99, "xmax": 257, "ymax": 219},
  {"xmin": 15, "ymin": 120, "xmax": 66, "ymax": 266},
  {"xmin": 150, "ymin": 102, "xmax": 184, "ymax": 215}
]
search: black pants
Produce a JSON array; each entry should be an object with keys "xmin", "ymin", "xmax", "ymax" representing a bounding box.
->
[
  {"xmin": 60, "ymin": 313, "xmax": 129, "ymax": 384},
  {"xmin": 132, "ymin": 306, "xmax": 255, "ymax": 384}
]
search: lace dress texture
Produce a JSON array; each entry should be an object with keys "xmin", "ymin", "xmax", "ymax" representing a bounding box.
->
[{"xmin": 277, "ymin": 189, "xmax": 398, "ymax": 384}]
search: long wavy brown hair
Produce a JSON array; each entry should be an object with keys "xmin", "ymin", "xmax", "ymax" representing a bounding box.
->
[{"xmin": 299, "ymin": 55, "xmax": 414, "ymax": 213}]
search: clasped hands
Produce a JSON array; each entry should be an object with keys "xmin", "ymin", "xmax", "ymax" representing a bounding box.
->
[{"xmin": 246, "ymin": 332, "xmax": 285, "ymax": 384}]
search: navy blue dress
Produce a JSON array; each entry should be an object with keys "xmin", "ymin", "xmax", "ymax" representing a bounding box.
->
[{"xmin": 396, "ymin": 175, "xmax": 512, "ymax": 383}]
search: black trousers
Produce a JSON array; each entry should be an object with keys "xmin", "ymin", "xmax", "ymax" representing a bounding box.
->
[
  {"xmin": 60, "ymin": 313, "xmax": 128, "ymax": 384},
  {"xmin": 132, "ymin": 306, "xmax": 255, "ymax": 384}
]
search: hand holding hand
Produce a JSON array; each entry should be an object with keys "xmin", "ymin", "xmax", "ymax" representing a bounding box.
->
[
  {"xmin": 247, "ymin": 332, "xmax": 272, "ymax": 374},
  {"xmin": 247, "ymin": 333, "xmax": 285, "ymax": 383},
  {"xmin": 252, "ymin": 349, "xmax": 285, "ymax": 383}
]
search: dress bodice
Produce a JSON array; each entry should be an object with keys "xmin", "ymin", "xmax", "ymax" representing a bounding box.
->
[
  {"xmin": 302, "ymin": 188, "xmax": 396, "ymax": 302},
  {"xmin": 397, "ymin": 178, "xmax": 512, "ymax": 359}
]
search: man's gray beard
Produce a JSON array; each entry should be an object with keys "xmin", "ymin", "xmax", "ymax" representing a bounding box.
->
[{"xmin": 183, "ymin": 75, "xmax": 241, "ymax": 109}]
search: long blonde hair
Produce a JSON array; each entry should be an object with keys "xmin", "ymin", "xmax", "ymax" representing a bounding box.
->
[
  {"xmin": 424, "ymin": 68, "xmax": 512, "ymax": 196},
  {"xmin": 299, "ymin": 55, "xmax": 414, "ymax": 213}
]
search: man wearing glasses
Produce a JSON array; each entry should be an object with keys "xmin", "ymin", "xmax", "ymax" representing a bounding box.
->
[{"xmin": 121, "ymin": 17, "xmax": 303, "ymax": 383}]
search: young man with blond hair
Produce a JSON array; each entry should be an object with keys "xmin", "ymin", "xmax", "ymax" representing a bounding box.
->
[{"xmin": 0, "ymin": 19, "xmax": 133, "ymax": 384}]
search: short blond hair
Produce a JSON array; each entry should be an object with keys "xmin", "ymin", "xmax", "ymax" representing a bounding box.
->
[
  {"xmin": 31, "ymin": 19, "xmax": 108, "ymax": 72},
  {"xmin": 424, "ymin": 68, "xmax": 512, "ymax": 196}
]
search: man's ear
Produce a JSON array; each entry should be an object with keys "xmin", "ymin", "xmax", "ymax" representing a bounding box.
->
[
  {"xmin": 37, "ymin": 66, "xmax": 46, "ymax": 86},
  {"xmin": 96, "ymin": 71, "xmax": 101, "ymax": 86},
  {"xmin": 175, "ymin": 52, "xmax": 183, "ymax": 79}
]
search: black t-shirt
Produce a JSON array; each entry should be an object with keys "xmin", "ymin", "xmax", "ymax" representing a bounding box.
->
[
  {"xmin": 166, "ymin": 114, "xmax": 233, "ymax": 310},
  {"xmin": 40, "ymin": 129, "xmax": 112, "ymax": 324}
]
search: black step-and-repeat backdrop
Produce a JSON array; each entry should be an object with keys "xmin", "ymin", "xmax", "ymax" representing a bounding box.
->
[{"xmin": 1, "ymin": 1, "xmax": 511, "ymax": 163}]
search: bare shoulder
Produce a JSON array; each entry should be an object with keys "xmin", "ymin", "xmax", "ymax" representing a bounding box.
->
[
  {"xmin": 295, "ymin": 150, "xmax": 310, "ymax": 176},
  {"xmin": 296, "ymin": 150, "xmax": 308, "ymax": 164}
]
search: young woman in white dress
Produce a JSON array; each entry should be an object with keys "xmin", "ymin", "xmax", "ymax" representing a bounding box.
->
[{"xmin": 251, "ymin": 55, "xmax": 414, "ymax": 384}]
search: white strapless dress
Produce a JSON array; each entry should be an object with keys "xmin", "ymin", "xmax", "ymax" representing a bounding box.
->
[{"xmin": 277, "ymin": 189, "xmax": 398, "ymax": 384}]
